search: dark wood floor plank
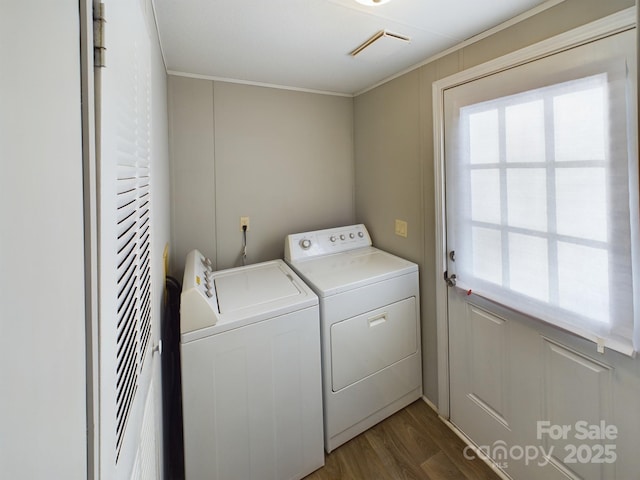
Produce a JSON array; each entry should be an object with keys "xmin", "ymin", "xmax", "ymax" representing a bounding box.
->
[
  {"xmin": 421, "ymin": 451, "xmax": 467, "ymax": 480},
  {"xmin": 364, "ymin": 418, "xmax": 429, "ymax": 480},
  {"xmin": 305, "ymin": 400, "xmax": 502, "ymax": 480},
  {"xmin": 385, "ymin": 408, "xmax": 441, "ymax": 464},
  {"xmin": 338, "ymin": 432, "xmax": 396, "ymax": 480},
  {"xmin": 306, "ymin": 429, "xmax": 394, "ymax": 480},
  {"xmin": 405, "ymin": 401, "xmax": 500, "ymax": 480}
]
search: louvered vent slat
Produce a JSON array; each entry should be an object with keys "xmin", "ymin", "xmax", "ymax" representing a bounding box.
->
[
  {"xmin": 117, "ymin": 257, "xmax": 136, "ymax": 285},
  {"xmin": 116, "ymin": 267, "xmax": 137, "ymax": 311},
  {"xmin": 117, "ymin": 229, "xmax": 137, "ymax": 255},
  {"xmin": 117, "ymin": 192, "xmax": 138, "ymax": 210},
  {"xmin": 117, "ymin": 241, "xmax": 137, "ymax": 269},
  {"xmin": 118, "ymin": 175, "xmax": 138, "ymax": 190},
  {"xmin": 118, "ymin": 350, "xmax": 137, "ymax": 391},
  {"xmin": 117, "ymin": 217, "xmax": 137, "ymax": 242},
  {"xmin": 116, "ymin": 317, "xmax": 137, "ymax": 362},
  {"xmin": 117, "ymin": 294, "xmax": 137, "ymax": 342},
  {"xmin": 113, "ymin": 33, "xmax": 153, "ymax": 462},
  {"xmin": 116, "ymin": 331, "xmax": 137, "ymax": 375}
]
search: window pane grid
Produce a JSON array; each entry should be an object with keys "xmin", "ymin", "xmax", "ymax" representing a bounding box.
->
[
  {"xmin": 444, "ymin": 31, "xmax": 638, "ymax": 354},
  {"xmin": 463, "ymin": 76, "xmax": 614, "ymax": 324},
  {"xmin": 468, "ymin": 221, "xmax": 609, "ymax": 249}
]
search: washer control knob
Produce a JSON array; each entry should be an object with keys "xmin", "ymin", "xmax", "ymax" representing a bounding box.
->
[
  {"xmin": 349, "ymin": 233, "xmax": 355, "ymax": 239},
  {"xmin": 340, "ymin": 234, "xmax": 346, "ymax": 241},
  {"xmin": 358, "ymin": 232, "xmax": 364, "ymax": 238},
  {"xmin": 202, "ymin": 257, "xmax": 214, "ymax": 271},
  {"xmin": 329, "ymin": 235, "xmax": 337, "ymax": 242},
  {"xmin": 205, "ymin": 289, "xmax": 213, "ymax": 298},
  {"xmin": 300, "ymin": 238, "xmax": 312, "ymax": 250}
]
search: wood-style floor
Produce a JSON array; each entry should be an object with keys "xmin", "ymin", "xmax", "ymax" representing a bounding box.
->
[{"xmin": 305, "ymin": 400, "xmax": 502, "ymax": 480}]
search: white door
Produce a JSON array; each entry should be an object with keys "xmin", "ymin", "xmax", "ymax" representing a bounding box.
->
[
  {"xmin": 96, "ymin": 1, "xmax": 160, "ymax": 478},
  {"xmin": 441, "ymin": 17, "xmax": 640, "ymax": 480}
]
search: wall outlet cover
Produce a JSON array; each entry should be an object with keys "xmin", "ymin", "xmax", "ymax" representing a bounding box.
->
[{"xmin": 395, "ymin": 219, "xmax": 408, "ymax": 238}]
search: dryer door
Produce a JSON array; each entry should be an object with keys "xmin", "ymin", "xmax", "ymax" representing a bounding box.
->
[{"xmin": 330, "ymin": 296, "xmax": 418, "ymax": 391}]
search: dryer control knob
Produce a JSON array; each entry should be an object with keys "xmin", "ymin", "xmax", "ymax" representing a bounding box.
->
[
  {"xmin": 300, "ymin": 239, "xmax": 312, "ymax": 250},
  {"xmin": 340, "ymin": 234, "xmax": 346, "ymax": 240},
  {"xmin": 330, "ymin": 235, "xmax": 337, "ymax": 242},
  {"xmin": 358, "ymin": 232, "xmax": 364, "ymax": 238},
  {"xmin": 349, "ymin": 233, "xmax": 355, "ymax": 239}
]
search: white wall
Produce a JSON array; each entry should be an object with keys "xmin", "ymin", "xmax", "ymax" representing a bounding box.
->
[
  {"xmin": 0, "ymin": 1, "xmax": 87, "ymax": 478},
  {"xmin": 168, "ymin": 78, "xmax": 355, "ymax": 277}
]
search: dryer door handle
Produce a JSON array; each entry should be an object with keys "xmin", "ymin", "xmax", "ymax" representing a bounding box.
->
[{"xmin": 368, "ymin": 313, "xmax": 387, "ymax": 328}]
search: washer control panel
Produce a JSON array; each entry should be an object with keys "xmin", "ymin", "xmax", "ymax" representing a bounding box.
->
[
  {"xmin": 284, "ymin": 224, "xmax": 372, "ymax": 262},
  {"xmin": 181, "ymin": 249, "xmax": 218, "ymax": 333}
]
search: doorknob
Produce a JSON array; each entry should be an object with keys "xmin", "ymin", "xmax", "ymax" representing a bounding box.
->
[{"xmin": 444, "ymin": 271, "xmax": 457, "ymax": 287}]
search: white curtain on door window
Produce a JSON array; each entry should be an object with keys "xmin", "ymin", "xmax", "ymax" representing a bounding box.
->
[{"xmin": 444, "ymin": 32, "xmax": 639, "ymax": 356}]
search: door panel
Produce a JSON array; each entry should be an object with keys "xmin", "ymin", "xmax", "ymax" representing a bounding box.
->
[
  {"xmin": 449, "ymin": 295, "xmax": 515, "ymax": 452},
  {"xmin": 448, "ymin": 288, "xmax": 638, "ymax": 479},
  {"xmin": 98, "ymin": 1, "xmax": 159, "ymax": 478},
  {"xmin": 541, "ymin": 339, "xmax": 614, "ymax": 480},
  {"xmin": 449, "ymin": 289, "xmax": 628, "ymax": 480},
  {"xmin": 469, "ymin": 305, "xmax": 508, "ymax": 426}
]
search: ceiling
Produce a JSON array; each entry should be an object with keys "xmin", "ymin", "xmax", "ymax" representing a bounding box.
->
[{"xmin": 153, "ymin": 0, "xmax": 553, "ymax": 96}]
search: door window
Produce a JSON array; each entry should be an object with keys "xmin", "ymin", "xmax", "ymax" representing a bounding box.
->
[{"xmin": 444, "ymin": 30, "xmax": 639, "ymax": 355}]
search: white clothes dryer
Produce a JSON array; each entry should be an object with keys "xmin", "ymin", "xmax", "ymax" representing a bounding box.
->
[
  {"xmin": 180, "ymin": 249, "xmax": 324, "ymax": 480},
  {"xmin": 284, "ymin": 224, "xmax": 422, "ymax": 452}
]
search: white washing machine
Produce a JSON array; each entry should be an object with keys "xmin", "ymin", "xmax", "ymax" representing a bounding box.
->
[
  {"xmin": 284, "ymin": 224, "xmax": 422, "ymax": 452},
  {"xmin": 180, "ymin": 249, "xmax": 324, "ymax": 480}
]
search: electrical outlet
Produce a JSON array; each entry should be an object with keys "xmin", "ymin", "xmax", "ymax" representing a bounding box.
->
[
  {"xmin": 240, "ymin": 216, "xmax": 250, "ymax": 231},
  {"xmin": 395, "ymin": 219, "xmax": 408, "ymax": 238}
]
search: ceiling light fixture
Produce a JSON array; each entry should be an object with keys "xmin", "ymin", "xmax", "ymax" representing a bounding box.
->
[{"xmin": 355, "ymin": 0, "xmax": 393, "ymax": 6}]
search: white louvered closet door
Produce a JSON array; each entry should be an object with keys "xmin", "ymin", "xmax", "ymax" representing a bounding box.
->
[{"xmin": 97, "ymin": 1, "xmax": 158, "ymax": 478}]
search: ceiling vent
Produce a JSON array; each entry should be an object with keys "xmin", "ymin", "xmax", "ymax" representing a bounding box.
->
[{"xmin": 349, "ymin": 30, "xmax": 410, "ymax": 59}]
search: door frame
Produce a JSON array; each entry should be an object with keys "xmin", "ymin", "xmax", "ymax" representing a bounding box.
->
[
  {"xmin": 431, "ymin": 7, "xmax": 636, "ymax": 419},
  {"xmin": 79, "ymin": 0, "xmax": 100, "ymax": 477}
]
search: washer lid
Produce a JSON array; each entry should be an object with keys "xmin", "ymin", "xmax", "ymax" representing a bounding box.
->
[
  {"xmin": 181, "ymin": 260, "xmax": 318, "ymax": 344},
  {"xmin": 289, "ymin": 246, "xmax": 417, "ymax": 296},
  {"xmin": 215, "ymin": 261, "xmax": 302, "ymax": 314}
]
